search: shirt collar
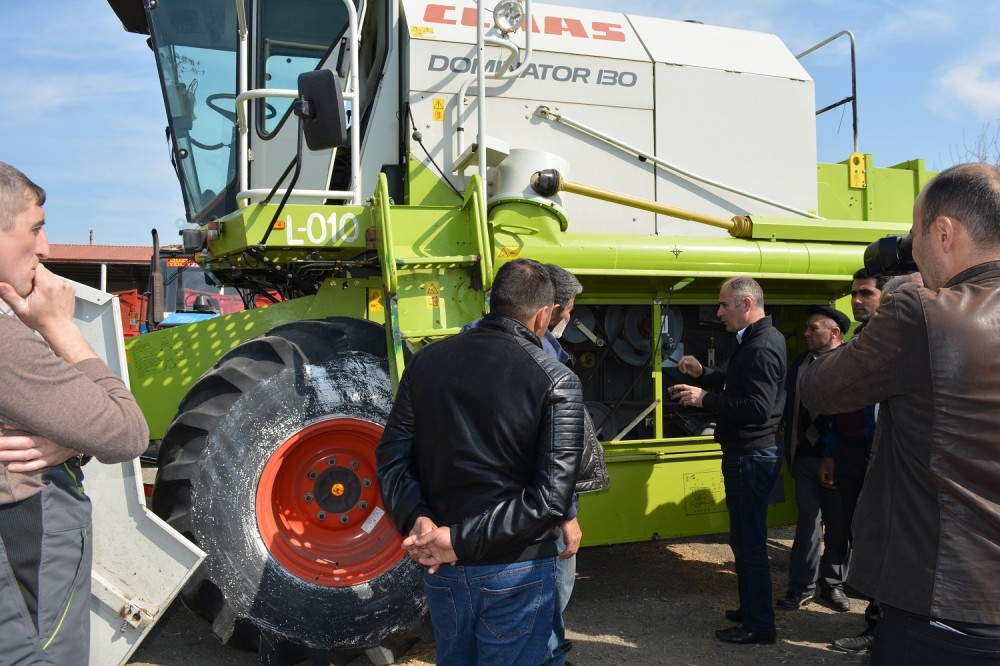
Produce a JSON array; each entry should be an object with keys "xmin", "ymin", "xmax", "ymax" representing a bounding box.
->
[{"xmin": 735, "ymin": 326, "xmax": 749, "ymax": 344}]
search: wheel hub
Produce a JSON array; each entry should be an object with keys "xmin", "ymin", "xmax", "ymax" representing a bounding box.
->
[{"xmin": 255, "ymin": 418, "xmax": 404, "ymax": 587}]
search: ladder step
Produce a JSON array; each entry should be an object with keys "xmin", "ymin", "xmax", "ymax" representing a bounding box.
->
[
  {"xmin": 395, "ymin": 255, "xmax": 478, "ymax": 268},
  {"xmin": 399, "ymin": 327, "xmax": 464, "ymax": 339}
]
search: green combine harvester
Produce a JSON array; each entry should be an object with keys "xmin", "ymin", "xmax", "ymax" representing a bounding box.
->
[{"xmin": 108, "ymin": 0, "xmax": 929, "ymax": 662}]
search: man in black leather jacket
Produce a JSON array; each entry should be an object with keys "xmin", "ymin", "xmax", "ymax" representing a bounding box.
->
[{"xmin": 377, "ymin": 258, "xmax": 584, "ymax": 666}]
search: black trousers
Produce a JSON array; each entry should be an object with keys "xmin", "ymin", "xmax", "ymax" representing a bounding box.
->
[{"xmin": 0, "ymin": 492, "xmax": 43, "ymax": 628}]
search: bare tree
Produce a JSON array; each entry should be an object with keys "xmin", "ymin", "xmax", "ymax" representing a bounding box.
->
[{"xmin": 948, "ymin": 120, "xmax": 1000, "ymax": 166}]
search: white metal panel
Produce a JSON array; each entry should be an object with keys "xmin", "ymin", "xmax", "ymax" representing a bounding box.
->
[
  {"xmin": 69, "ymin": 280, "xmax": 206, "ymax": 666},
  {"xmin": 652, "ymin": 63, "xmax": 818, "ymax": 237},
  {"xmin": 409, "ymin": 93, "xmax": 658, "ymax": 234},
  {"xmin": 402, "ymin": 0, "xmax": 649, "ymax": 61},
  {"xmin": 407, "ymin": 38, "xmax": 652, "ymax": 109},
  {"xmin": 629, "ymin": 14, "xmax": 811, "ymax": 80}
]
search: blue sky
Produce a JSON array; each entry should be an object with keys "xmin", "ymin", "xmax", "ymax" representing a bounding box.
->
[{"xmin": 2, "ymin": 0, "xmax": 999, "ymax": 246}]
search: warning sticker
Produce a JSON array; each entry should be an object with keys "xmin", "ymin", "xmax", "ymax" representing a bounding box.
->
[
  {"xmin": 368, "ymin": 288, "xmax": 383, "ymax": 313},
  {"xmin": 425, "ymin": 281, "xmax": 441, "ymax": 309},
  {"xmin": 497, "ymin": 246, "xmax": 522, "ymax": 260},
  {"xmin": 361, "ymin": 506, "xmax": 385, "ymax": 534},
  {"xmin": 411, "ymin": 26, "xmax": 435, "ymax": 39},
  {"xmin": 432, "ymin": 98, "xmax": 445, "ymax": 122}
]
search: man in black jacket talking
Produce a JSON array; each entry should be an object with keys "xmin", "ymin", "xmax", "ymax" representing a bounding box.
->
[
  {"xmin": 377, "ymin": 258, "xmax": 584, "ymax": 665},
  {"xmin": 672, "ymin": 276, "xmax": 787, "ymax": 645}
]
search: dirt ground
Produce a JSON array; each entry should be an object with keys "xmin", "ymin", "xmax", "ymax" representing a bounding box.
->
[{"xmin": 129, "ymin": 525, "xmax": 871, "ymax": 666}]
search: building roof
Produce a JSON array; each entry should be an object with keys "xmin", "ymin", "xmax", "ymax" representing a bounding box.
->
[{"xmin": 48, "ymin": 244, "xmax": 152, "ymax": 264}]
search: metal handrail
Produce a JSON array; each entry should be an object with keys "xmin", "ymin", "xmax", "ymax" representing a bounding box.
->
[
  {"xmin": 797, "ymin": 30, "xmax": 859, "ymax": 154},
  {"xmin": 235, "ymin": 0, "xmax": 361, "ymax": 207}
]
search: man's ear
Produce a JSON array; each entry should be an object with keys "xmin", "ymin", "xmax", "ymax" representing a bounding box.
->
[
  {"xmin": 529, "ymin": 305, "xmax": 552, "ymax": 339},
  {"xmin": 935, "ymin": 215, "xmax": 958, "ymax": 253}
]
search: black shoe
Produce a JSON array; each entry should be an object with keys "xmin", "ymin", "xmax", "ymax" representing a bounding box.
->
[
  {"xmin": 831, "ymin": 629, "xmax": 874, "ymax": 653},
  {"xmin": 560, "ymin": 640, "xmax": 573, "ymax": 655},
  {"xmin": 715, "ymin": 625, "xmax": 776, "ymax": 645},
  {"xmin": 725, "ymin": 608, "xmax": 744, "ymax": 623},
  {"xmin": 824, "ymin": 586, "xmax": 851, "ymax": 612},
  {"xmin": 776, "ymin": 591, "xmax": 814, "ymax": 610}
]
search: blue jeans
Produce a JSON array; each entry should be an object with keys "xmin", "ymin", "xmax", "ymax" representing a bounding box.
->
[
  {"xmin": 542, "ymin": 530, "xmax": 574, "ymax": 665},
  {"xmin": 722, "ymin": 445, "xmax": 783, "ymax": 633},
  {"xmin": 424, "ymin": 557, "xmax": 556, "ymax": 666}
]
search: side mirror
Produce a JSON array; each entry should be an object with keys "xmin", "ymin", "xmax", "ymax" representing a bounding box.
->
[{"xmin": 296, "ymin": 70, "xmax": 348, "ymax": 151}]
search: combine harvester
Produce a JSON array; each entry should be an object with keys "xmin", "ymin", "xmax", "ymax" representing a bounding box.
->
[{"xmin": 103, "ymin": 0, "xmax": 928, "ymax": 662}]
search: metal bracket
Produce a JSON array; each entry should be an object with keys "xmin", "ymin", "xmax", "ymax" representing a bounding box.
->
[{"xmin": 849, "ymin": 152, "xmax": 867, "ymax": 189}]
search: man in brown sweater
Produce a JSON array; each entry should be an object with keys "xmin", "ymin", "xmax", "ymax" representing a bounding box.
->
[{"xmin": 0, "ymin": 162, "xmax": 149, "ymax": 665}]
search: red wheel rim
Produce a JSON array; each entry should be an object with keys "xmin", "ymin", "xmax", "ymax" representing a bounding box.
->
[{"xmin": 256, "ymin": 418, "xmax": 404, "ymax": 587}]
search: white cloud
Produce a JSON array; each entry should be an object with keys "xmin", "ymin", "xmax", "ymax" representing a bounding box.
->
[{"xmin": 936, "ymin": 51, "xmax": 1000, "ymax": 120}]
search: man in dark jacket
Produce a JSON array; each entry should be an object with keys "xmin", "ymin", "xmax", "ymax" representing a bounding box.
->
[
  {"xmin": 672, "ymin": 276, "xmax": 786, "ymax": 644},
  {"xmin": 801, "ymin": 163, "xmax": 1000, "ymax": 664},
  {"xmin": 778, "ymin": 305, "xmax": 852, "ymax": 613},
  {"xmin": 377, "ymin": 258, "xmax": 584, "ymax": 666}
]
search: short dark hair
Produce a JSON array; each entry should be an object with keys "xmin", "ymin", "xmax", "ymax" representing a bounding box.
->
[
  {"xmin": 491, "ymin": 258, "xmax": 555, "ymax": 322},
  {"xmin": 852, "ymin": 267, "xmax": 889, "ymax": 290},
  {"xmin": 0, "ymin": 162, "xmax": 46, "ymax": 232},
  {"xmin": 545, "ymin": 264, "xmax": 582, "ymax": 308},
  {"xmin": 724, "ymin": 276, "xmax": 764, "ymax": 309},
  {"xmin": 919, "ymin": 163, "xmax": 1000, "ymax": 247}
]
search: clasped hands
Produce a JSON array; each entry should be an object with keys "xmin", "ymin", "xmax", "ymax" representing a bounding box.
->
[
  {"xmin": 403, "ymin": 516, "xmax": 457, "ymax": 574},
  {"xmin": 0, "ymin": 423, "xmax": 78, "ymax": 472}
]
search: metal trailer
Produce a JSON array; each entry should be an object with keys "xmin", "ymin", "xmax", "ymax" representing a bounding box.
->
[{"xmin": 105, "ymin": 0, "xmax": 930, "ymax": 662}]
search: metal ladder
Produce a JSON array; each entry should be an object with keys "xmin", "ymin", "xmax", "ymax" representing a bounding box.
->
[{"xmin": 372, "ymin": 173, "xmax": 494, "ymax": 387}]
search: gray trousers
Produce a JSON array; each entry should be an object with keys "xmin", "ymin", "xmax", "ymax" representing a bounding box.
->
[
  {"xmin": 0, "ymin": 465, "xmax": 92, "ymax": 666},
  {"xmin": 786, "ymin": 456, "xmax": 849, "ymax": 595}
]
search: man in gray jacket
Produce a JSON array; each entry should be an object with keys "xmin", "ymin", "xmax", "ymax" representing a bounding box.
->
[{"xmin": 800, "ymin": 163, "xmax": 1000, "ymax": 664}]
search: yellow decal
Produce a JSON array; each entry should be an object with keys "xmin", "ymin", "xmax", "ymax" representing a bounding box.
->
[
  {"xmin": 411, "ymin": 26, "xmax": 435, "ymax": 38},
  {"xmin": 497, "ymin": 246, "xmax": 522, "ymax": 260},
  {"xmin": 165, "ymin": 257, "xmax": 196, "ymax": 268},
  {"xmin": 432, "ymin": 98, "xmax": 445, "ymax": 122},
  {"xmin": 425, "ymin": 281, "xmax": 441, "ymax": 309},
  {"xmin": 331, "ymin": 483, "xmax": 345, "ymax": 497},
  {"xmin": 368, "ymin": 288, "xmax": 384, "ymax": 313},
  {"xmin": 273, "ymin": 219, "xmax": 286, "ymax": 230}
]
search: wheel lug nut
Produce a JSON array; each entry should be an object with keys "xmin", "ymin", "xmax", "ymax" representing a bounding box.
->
[
  {"xmin": 339, "ymin": 514, "xmax": 349, "ymax": 524},
  {"xmin": 317, "ymin": 512, "xmax": 327, "ymax": 521},
  {"xmin": 308, "ymin": 470, "xmax": 318, "ymax": 480},
  {"xmin": 350, "ymin": 460, "xmax": 359, "ymax": 470},
  {"xmin": 327, "ymin": 457, "xmax": 337, "ymax": 466},
  {"xmin": 304, "ymin": 494, "xmax": 314, "ymax": 503},
  {"xmin": 363, "ymin": 478, "xmax": 372, "ymax": 487},
  {"xmin": 359, "ymin": 501, "xmax": 368, "ymax": 510}
]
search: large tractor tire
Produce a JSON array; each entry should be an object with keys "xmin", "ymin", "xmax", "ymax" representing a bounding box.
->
[{"xmin": 153, "ymin": 317, "xmax": 425, "ymax": 665}]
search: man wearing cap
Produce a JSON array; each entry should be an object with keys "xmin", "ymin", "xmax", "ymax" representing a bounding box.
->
[{"xmin": 777, "ymin": 305, "xmax": 853, "ymax": 613}]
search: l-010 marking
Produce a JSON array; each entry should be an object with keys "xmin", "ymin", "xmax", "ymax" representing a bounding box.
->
[{"xmin": 284, "ymin": 212, "xmax": 361, "ymax": 246}]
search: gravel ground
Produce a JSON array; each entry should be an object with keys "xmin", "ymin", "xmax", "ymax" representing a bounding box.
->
[{"xmin": 129, "ymin": 525, "xmax": 871, "ymax": 666}]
